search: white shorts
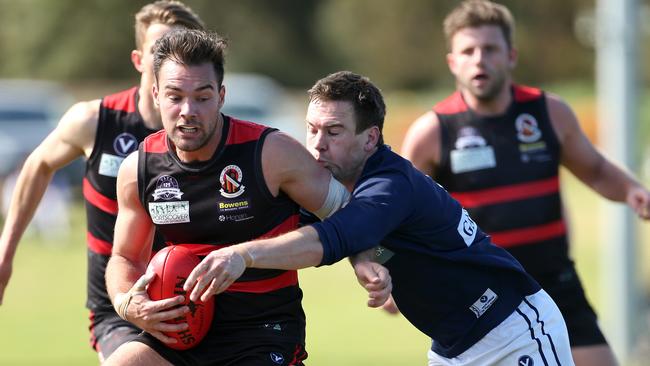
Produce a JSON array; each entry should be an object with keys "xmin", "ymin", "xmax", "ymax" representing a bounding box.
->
[{"xmin": 428, "ymin": 289, "xmax": 574, "ymax": 366}]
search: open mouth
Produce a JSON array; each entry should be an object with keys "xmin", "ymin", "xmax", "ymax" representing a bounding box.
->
[{"xmin": 178, "ymin": 125, "xmax": 198, "ymax": 133}]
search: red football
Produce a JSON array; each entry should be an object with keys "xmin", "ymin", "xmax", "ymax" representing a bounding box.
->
[{"xmin": 146, "ymin": 245, "xmax": 214, "ymax": 350}]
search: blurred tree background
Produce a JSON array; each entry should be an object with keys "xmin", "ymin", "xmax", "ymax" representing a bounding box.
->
[{"xmin": 0, "ymin": 0, "xmax": 647, "ymax": 90}]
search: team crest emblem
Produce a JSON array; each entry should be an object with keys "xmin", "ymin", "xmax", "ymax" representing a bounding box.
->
[
  {"xmin": 515, "ymin": 114, "xmax": 542, "ymax": 143},
  {"xmin": 454, "ymin": 127, "xmax": 487, "ymax": 150},
  {"xmin": 113, "ymin": 132, "xmax": 138, "ymax": 157},
  {"xmin": 219, "ymin": 165, "xmax": 245, "ymax": 198},
  {"xmin": 152, "ymin": 175, "xmax": 184, "ymax": 201},
  {"xmin": 269, "ymin": 352, "xmax": 285, "ymax": 364}
]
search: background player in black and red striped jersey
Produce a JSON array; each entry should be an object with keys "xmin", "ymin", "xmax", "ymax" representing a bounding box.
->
[
  {"xmin": 401, "ymin": 1, "xmax": 650, "ymax": 365},
  {"xmin": 0, "ymin": 1, "xmax": 204, "ymax": 362},
  {"xmin": 104, "ymin": 29, "xmax": 389, "ymax": 365}
]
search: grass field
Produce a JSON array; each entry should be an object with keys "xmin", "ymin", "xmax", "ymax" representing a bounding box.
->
[{"xmin": 0, "ymin": 85, "xmax": 648, "ymax": 365}]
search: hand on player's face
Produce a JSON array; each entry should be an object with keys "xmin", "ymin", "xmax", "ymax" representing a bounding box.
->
[{"xmin": 183, "ymin": 247, "xmax": 246, "ymax": 302}]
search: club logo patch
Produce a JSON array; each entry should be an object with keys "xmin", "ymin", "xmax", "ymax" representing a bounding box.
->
[
  {"xmin": 518, "ymin": 355, "xmax": 534, "ymax": 366},
  {"xmin": 152, "ymin": 175, "xmax": 184, "ymax": 201},
  {"xmin": 269, "ymin": 352, "xmax": 285, "ymax": 364},
  {"xmin": 469, "ymin": 288, "xmax": 498, "ymax": 318},
  {"xmin": 455, "ymin": 127, "xmax": 487, "ymax": 150},
  {"xmin": 515, "ymin": 114, "xmax": 542, "ymax": 143},
  {"xmin": 113, "ymin": 132, "xmax": 138, "ymax": 157},
  {"xmin": 219, "ymin": 165, "xmax": 245, "ymax": 198}
]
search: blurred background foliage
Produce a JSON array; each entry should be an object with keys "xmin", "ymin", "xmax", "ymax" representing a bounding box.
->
[{"xmin": 0, "ymin": 0, "xmax": 647, "ymax": 90}]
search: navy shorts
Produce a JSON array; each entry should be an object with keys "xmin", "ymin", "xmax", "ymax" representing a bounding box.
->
[
  {"xmin": 535, "ymin": 264, "xmax": 608, "ymax": 347},
  {"xmin": 89, "ymin": 310, "xmax": 142, "ymax": 360},
  {"xmin": 135, "ymin": 321, "xmax": 307, "ymax": 366}
]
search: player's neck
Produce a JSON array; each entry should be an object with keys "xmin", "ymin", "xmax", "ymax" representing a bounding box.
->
[
  {"xmin": 461, "ymin": 84, "xmax": 512, "ymax": 117},
  {"xmin": 138, "ymin": 83, "xmax": 163, "ymax": 130}
]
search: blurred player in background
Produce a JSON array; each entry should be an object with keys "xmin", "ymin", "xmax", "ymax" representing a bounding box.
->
[
  {"xmin": 0, "ymin": 1, "xmax": 204, "ymax": 361},
  {"xmin": 401, "ymin": 1, "xmax": 650, "ymax": 365}
]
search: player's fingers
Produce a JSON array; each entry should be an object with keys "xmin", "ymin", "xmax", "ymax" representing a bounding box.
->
[
  {"xmin": 133, "ymin": 271, "xmax": 155, "ymax": 292},
  {"xmin": 145, "ymin": 305, "xmax": 189, "ymax": 323},
  {"xmin": 184, "ymin": 259, "xmax": 211, "ymax": 292},
  {"xmin": 153, "ymin": 320, "xmax": 189, "ymax": 333},
  {"xmin": 149, "ymin": 295, "xmax": 185, "ymax": 313},
  {"xmin": 200, "ymin": 274, "xmax": 232, "ymax": 302},
  {"xmin": 150, "ymin": 330, "xmax": 178, "ymax": 344},
  {"xmin": 189, "ymin": 271, "xmax": 216, "ymax": 302}
]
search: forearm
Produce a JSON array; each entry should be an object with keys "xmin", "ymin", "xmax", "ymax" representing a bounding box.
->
[
  {"xmin": 586, "ymin": 158, "xmax": 642, "ymax": 202},
  {"xmin": 0, "ymin": 158, "xmax": 56, "ymax": 260},
  {"xmin": 235, "ymin": 226, "xmax": 324, "ymax": 270},
  {"xmin": 105, "ymin": 254, "xmax": 148, "ymax": 303}
]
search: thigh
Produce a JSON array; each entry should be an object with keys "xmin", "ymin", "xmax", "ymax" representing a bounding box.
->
[
  {"xmin": 103, "ymin": 341, "xmax": 173, "ymax": 366},
  {"xmin": 90, "ymin": 311, "xmax": 142, "ymax": 361}
]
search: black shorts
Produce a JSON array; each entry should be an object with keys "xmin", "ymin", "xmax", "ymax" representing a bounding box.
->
[
  {"xmin": 89, "ymin": 309, "xmax": 143, "ymax": 359},
  {"xmin": 534, "ymin": 264, "xmax": 608, "ymax": 347},
  {"xmin": 135, "ymin": 321, "xmax": 307, "ymax": 366}
]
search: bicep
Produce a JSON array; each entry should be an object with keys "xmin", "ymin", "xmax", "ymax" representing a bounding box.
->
[
  {"xmin": 401, "ymin": 111, "xmax": 440, "ymax": 176},
  {"xmin": 548, "ymin": 95, "xmax": 605, "ymax": 183},
  {"xmin": 113, "ymin": 153, "xmax": 154, "ymax": 264}
]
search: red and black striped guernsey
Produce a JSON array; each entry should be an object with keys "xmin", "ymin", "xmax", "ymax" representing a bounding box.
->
[
  {"xmin": 434, "ymin": 85, "xmax": 570, "ymax": 275},
  {"xmin": 138, "ymin": 116, "xmax": 305, "ymax": 329}
]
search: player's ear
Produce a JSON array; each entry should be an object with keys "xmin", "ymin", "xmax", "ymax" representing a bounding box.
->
[
  {"xmin": 364, "ymin": 126, "xmax": 381, "ymax": 151},
  {"xmin": 131, "ymin": 49, "xmax": 144, "ymax": 73},
  {"xmin": 152, "ymin": 82, "xmax": 160, "ymax": 108},
  {"xmin": 508, "ymin": 47, "xmax": 518, "ymax": 70}
]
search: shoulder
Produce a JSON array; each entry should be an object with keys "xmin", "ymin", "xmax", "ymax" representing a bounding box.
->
[
  {"xmin": 60, "ymin": 99, "xmax": 101, "ymax": 128},
  {"xmin": 401, "ymin": 111, "xmax": 441, "ymax": 173},
  {"xmin": 544, "ymin": 92, "xmax": 580, "ymax": 145}
]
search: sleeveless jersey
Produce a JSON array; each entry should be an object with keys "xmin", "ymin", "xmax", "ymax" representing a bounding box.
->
[
  {"xmin": 434, "ymin": 85, "xmax": 569, "ymax": 275},
  {"xmin": 84, "ymin": 87, "xmax": 162, "ymax": 311},
  {"xmin": 138, "ymin": 117, "xmax": 304, "ymax": 329}
]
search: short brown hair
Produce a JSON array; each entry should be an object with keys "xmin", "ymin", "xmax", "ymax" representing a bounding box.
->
[
  {"xmin": 135, "ymin": 0, "xmax": 204, "ymax": 50},
  {"xmin": 443, "ymin": 0, "xmax": 514, "ymax": 50},
  {"xmin": 308, "ymin": 71, "xmax": 386, "ymax": 145},
  {"xmin": 153, "ymin": 29, "xmax": 228, "ymax": 86}
]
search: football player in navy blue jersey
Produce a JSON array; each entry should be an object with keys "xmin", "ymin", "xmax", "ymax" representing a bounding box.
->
[
  {"xmin": 185, "ymin": 70, "xmax": 576, "ymax": 366},
  {"xmin": 0, "ymin": 1, "xmax": 205, "ymax": 362},
  {"xmin": 401, "ymin": 1, "xmax": 650, "ymax": 365}
]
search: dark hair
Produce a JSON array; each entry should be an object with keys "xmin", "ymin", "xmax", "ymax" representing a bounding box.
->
[
  {"xmin": 443, "ymin": 0, "xmax": 515, "ymax": 50},
  {"xmin": 153, "ymin": 29, "xmax": 228, "ymax": 86},
  {"xmin": 135, "ymin": 0, "xmax": 205, "ymax": 50},
  {"xmin": 308, "ymin": 71, "xmax": 386, "ymax": 145}
]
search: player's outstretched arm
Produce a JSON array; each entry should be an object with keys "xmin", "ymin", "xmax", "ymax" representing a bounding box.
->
[
  {"xmin": 548, "ymin": 94, "xmax": 650, "ymax": 219},
  {"xmin": 401, "ymin": 110, "xmax": 442, "ymax": 177},
  {"xmin": 0, "ymin": 100, "xmax": 100, "ymax": 305},
  {"xmin": 106, "ymin": 153, "xmax": 188, "ymax": 343}
]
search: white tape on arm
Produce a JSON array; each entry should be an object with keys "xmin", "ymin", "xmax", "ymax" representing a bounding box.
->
[{"xmin": 314, "ymin": 176, "xmax": 350, "ymax": 219}]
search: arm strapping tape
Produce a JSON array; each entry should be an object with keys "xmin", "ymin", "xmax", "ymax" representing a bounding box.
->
[{"xmin": 313, "ymin": 176, "xmax": 350, "ymax": 219}]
